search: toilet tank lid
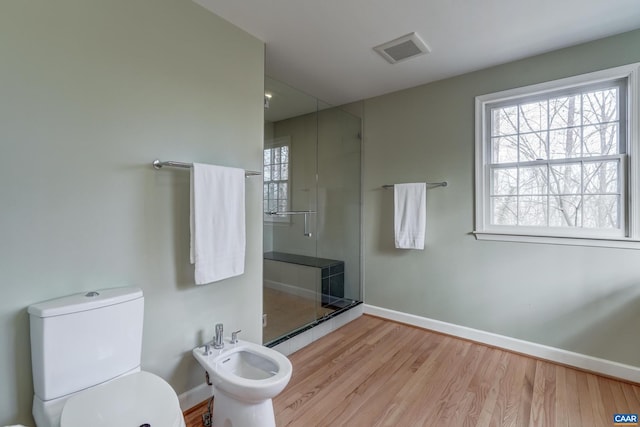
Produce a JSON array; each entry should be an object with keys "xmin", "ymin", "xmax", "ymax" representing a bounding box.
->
[{"xmin": 28, "ymin": 287, "xmax": 143, "ymax": 318}]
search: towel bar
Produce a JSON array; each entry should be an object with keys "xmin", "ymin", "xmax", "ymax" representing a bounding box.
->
[
  {"xmin": 265, "ymin": 210, "xmax": 316, "ymax": 237},
  {"xmin": 152, "ymin": 159, "xmax": 261, "ymax": 176},
  {"xmin": 382, "ymin": 181, "xmax": 447, "ymax": 188}
]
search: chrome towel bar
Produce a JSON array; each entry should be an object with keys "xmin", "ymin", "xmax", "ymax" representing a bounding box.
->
[
  {"xmin": 152, "ymin": 159, "xmax": 261, "ymax": 176},
  {"xmin": 382, "ymin": 181, "xmax": 447, "ymax": 188},
  {"xmin": 266, "ymin": 210, "xmax": 316, "ymax": 237},
  {"xmin": 265, "ymin": 210, "xmax": 316, "ymax": 215}
]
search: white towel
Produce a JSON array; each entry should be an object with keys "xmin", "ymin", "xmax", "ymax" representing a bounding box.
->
[
  {"xmin": 190, "ymin": 163, "xmax": 245, "ymax": 284},
  {"xmin": 394, "ymin": 183, "xmax": 426, "ymax": 250}
]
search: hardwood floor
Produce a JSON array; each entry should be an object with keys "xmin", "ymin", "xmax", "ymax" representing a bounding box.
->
[
  {"xmin": 185, "ymin": 314, "xmax": 640, "ymax": 426},
  {"xmin": 263, "ymin": 287, "xmax": 334, "ymax": 343},
  {"xmin": 183, "ymin": 398, "xmax": 211, "ymax": 427}
]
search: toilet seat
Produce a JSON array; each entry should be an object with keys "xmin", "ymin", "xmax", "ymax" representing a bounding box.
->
[{"xmin": 60, "ymin": 371, "xmax": 185, "ymax": 427}]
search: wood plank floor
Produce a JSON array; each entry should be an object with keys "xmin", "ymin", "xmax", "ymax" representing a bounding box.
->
[
  {"xmin": 183, "ymin": 398, "xmax": 211, "ymax": 427},
  {"xmin": 185, "ymin": 314, "xmax": 640, "ymax": 427},
  {"xmin": 263, "ymin": 287, "xmax": 334, "ymax": 343}
]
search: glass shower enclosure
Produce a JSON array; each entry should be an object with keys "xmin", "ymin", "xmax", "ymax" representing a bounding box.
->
[{"xmin": 263, "ymin": 77, "xmax": 362, "ymax": 345}]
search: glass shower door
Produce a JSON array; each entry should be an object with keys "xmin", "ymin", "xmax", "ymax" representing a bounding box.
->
[
  {"xmin": 317, "ymin": 105, "xmax": 362, "ymax": 309},
  {"xmin": 263, "ymin": 77, "xmax": 320, "ymax": 344},
  {"xmin": 262, "ymin": 77, "xmax": 362, "ymax": 345}
]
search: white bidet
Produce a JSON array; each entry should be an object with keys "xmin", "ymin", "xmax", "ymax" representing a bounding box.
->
[{"xmin": 193, "ymin": 338, "xmax": 292, "ymax": 427}]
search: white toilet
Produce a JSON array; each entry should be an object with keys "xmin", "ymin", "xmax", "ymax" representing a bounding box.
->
[
  {"xmin": 28, "ymin": 287, "xmax": 186, "ymax": 427},
  {"xmin": 193, "ymin": 337, "xmax": 292, "ymax": 427}
]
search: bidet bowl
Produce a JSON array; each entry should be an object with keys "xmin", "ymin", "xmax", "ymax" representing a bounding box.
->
[{"xmin": 193, "ymin": 339, "xmax": 292, "ymax": 403}]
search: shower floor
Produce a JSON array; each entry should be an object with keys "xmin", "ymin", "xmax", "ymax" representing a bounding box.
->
[{"xmin": 263, "ymin": 287, "xmax": 335, "ymax": 344}]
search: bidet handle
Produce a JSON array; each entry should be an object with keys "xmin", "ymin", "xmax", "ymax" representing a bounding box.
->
[{"xmin": 231, "ymin": 329, "xmax": 242, "ymax": 344}]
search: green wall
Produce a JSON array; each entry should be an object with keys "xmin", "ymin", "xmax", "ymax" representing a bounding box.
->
[
  {"xmin": 0, "ymin": 0, "xmax": 264, "ymax": 424},
  {"xmin": 363, "ymin": 29, "xmax": 640, "ymax": 367}
]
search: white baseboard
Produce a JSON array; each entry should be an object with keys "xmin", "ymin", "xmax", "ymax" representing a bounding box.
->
[
  {"xmin": 364, "ymin": 304, "xmax": 640, "ymax": 383},
  {"xmin": 178, "ymin": 382, "xmax": 212, "ymax": 412},
  {"xmin": 264, "ymin": 279, "xmax": 316, "ymax": 300}
]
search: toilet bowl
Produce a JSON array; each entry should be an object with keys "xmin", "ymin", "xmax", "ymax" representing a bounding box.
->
[
  {"xmin": 193, "ymin": 339, "xmax": 292, "ymax": 427},
  {"xmin": 60, "ymin": 371, "xmax": 184, "ymax": 427},
  {"xmin": 32, "ymin": 370, "xmax": 186, "ymax": 427}
]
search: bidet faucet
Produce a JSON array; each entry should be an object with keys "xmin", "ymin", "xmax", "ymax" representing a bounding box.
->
[{"xmin": 214, "ymin": 323, "xmax": 224, "ymax": 349}]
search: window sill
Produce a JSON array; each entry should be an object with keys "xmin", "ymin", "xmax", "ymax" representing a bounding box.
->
[{"xmin": 473, "ymin": 231, "xmax": 640, "ymax": 250}]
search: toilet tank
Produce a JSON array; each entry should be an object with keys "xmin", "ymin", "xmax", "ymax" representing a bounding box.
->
[{"xmin": 29, "ymin": 287, "xmax": 144, "ymax": 401}]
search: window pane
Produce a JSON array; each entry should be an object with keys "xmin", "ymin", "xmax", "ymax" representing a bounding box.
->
[
  {"xmin": 491, "ymin": 168, "xmax": 517, "ymax": 196},
  {"xmin": 279, "ymin": 183, "xmax": 287, "ymax": 199},
  {"xmin": 491, "ymin": 135, "xmax": 518, "ymax": 163},
  {"xmin": 583, "ymin": 123, "xmax": 618, "ymax": 156},
  {"xmin": 583, "ymin": 88, "xmax": 618, "ymax": 125},
  {"xmin": 549, "ymin": 195, "xmax": 581, "ymax": 227},
  {"xmin": 584, "ymin": 161, "xmax": 619, "ymax": 194},
  {"xmin": 519, "ymin": 166, "xmax": 547, "ymax": 195},
  {"xmin": 264, "ymin": 143, "xmax": 290, "ymax": 222},
  {"xmin": 269, "ymin": 183, "xmax": 277, "ymax": 201},
  {"xmin": 549, "ymin": 128, "xmax": 580, "ymax": 159},
  {"xmin": 518, "ymin": 196, "xmax": 547, "ymax": 226},
  {"xmin": 550, "ymin": 163, "xmax": 581, "ymax": 195},
  {"xmin": 549, "ymin": 95, "xmax": 581, "ymax": 130},
  {"xmin": 272, "ymin": 164, "xmax": 280, "ymax": 180},
  {"xmin": 519, "ymin": 132, "xmax": 547, "ymax": 161},
  {"xmin": 491, "ymin": 196, "xmax": 517, "ymax": 225},
  {"xmin": 519, "ymin": 101, "xmax": 548, "ymax": 133},
  {"xmin": 491, "ymin": 106, "xmax": 518, "ymax": 136},
  {"xmin": 583, "ymin": 195, "xmax": 619, "ymax": 229}
]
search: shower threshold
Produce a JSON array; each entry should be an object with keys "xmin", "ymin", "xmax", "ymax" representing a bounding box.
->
[{"xmin": 265, "ymin": 300, "xmax": 363, "ymax": 349}]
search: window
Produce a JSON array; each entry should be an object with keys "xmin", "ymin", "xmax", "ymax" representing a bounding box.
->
[
  {"xmin": 264, "ymin": 137, "xmax": 290, "ymax": 222},
  {"xmin": 475, "ymin": 63, "xmax": 640, "ymax": 248}
]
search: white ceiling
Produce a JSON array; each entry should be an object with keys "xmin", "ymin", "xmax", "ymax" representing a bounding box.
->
[{"xmin": 195, "ymin": 0, "xmax": 640, "ymax": 107}]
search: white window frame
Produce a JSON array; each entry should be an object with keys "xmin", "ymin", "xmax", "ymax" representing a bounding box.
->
[
  {"xmin": 474, "ymin": 63, "xmax": 640, "ymax": 249},
  {"xmin": 263, "ymin": 136, "xmax": 291, "ymax": 223}
]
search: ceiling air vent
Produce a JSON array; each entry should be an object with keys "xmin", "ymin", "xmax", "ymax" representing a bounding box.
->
[{"xmin": 373, "ymin": 32, "xmax": 431, "ymax": 64}]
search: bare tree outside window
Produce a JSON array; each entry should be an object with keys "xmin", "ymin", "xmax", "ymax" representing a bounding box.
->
[{"xmin": 488, "ymin": 84, "xmax": 624, "ymax": 231}]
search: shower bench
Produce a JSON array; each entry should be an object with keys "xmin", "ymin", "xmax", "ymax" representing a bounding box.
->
[{"xmin": 263, "ymin": 251, "xmax": 344, "ymax": 306}]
